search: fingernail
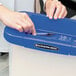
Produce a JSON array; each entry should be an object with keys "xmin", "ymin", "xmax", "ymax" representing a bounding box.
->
[
  {"xmin": 33, "ymin": 33, "xmax": 36, "ymax": 36},
  {"xmin": 32, "ymin": 32, "xmax": 37, "ymax": 36},
  {"xmin": 17, "ymin": 26, "xmax": 23, "ymax": 32},
  {"xmin": 49, "ymin": 16, "xmax": 52, "ymax": 19},
  {"xmin": 54, "ymin": 16, "xmax": 57, "ymax": 19},
  {"xmin": 59, "ymin": 15, "xmax": 61, "ymax": 19}
]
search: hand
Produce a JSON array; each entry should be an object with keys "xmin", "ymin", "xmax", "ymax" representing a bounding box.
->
[
  {"xmin": 0, "ymin": 6, "xmax": 36, "ymax": 35},
  {"xmin": 45, "ymin": 0, "xmax": 67, "ymax": 19}
]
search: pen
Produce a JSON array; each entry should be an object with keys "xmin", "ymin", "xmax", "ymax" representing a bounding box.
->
[{"xmin": 37, "ymin": 33, "xmax": 54, "ymax": 36}]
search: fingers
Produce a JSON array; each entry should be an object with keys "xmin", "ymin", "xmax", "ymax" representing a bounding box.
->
[
  {"xmin": 46, "ymin": 0, "xmax": 67, "ymax": 19},
  {"xmin": 16, "ymin": 13, "xmax": 36, "ymax": 35},
  {"xmin": 32, "ymin": 25, "xmax": 36, "ymax": 35},
  {"xmin": 54, "ymin": 2, "xmax": 62, "ymax": 19},
  {"xmin": 62, "ymin": 10, "xmax": 67, "ymax": 18},
  {"xmin": 22, "ymin": 13, "xmax": 36, "ymax": 35},
  {"xmin": 58, "ymin": 5, "xmax": 67, "ymax": 19},
  {"xmin": 9, "ymin": 23, "xmax": 23, "ymax": 32},
  {"xmin": 46, "ymin": 1, "xmax": 56, "ymax": 19},
  {"xmin": 49, "ymin": 4, "xmax": 56, "ymax": 19}
]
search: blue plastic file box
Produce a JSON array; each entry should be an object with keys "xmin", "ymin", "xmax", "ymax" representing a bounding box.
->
[{"xmin": 4, "ymin": 11, "xmax": 76, "ymax": 56}]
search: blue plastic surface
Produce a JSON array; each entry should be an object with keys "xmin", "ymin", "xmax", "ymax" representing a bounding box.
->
[{"xmin": 4, "ymin": 11, "xmax": 76, "ymax": 56}]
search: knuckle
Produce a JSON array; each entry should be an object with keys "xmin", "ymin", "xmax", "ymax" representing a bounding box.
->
[
  {"xmin": 28, "ymin": 24, "xmax": 33, "ymax": 28},
  {"xmin": 23, "ymin": 13, "xmax": 28, "ymax": 17},
  {"xmin": 19, "ymin": 13, "xmax": 27, "ymax": 18},
  {"xmin": 58, "ymin": 1, "xmax": 61, "ymax": 4},
  {"xmin": 56, "ymin": 1, "xmax": 61, "ymax": 5},
  {"xmin": 17, "ymin": 15, "xmax": 22, "ymax": 19},
  {"xmin": 22, "ymin": 25, "xmax": 27, "ymax": 29}
]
